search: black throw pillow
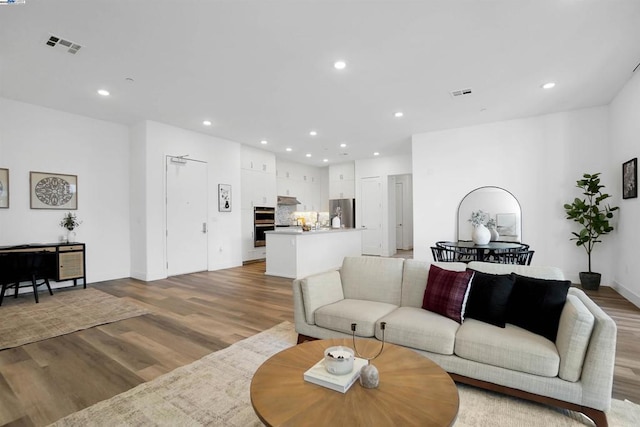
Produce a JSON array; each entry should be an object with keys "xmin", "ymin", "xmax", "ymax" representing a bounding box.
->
[
  {"xmin": 464, "ymin": 270, "xmax": 515, "ymax": 328},
  {"xmin": 506, "ymin": 274, "xmax": 571, "ymax": 341}
]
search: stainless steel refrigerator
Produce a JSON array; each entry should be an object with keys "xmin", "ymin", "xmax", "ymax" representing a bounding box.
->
[{"xmin": 329, "ymin": 198, "xmax": 356, "ymax": 228}]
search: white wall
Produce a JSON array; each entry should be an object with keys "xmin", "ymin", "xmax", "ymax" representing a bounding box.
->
[
  {"xmin": 0, "ymin": 97, "xmax": 131, "ymax": 283},
  {"xmin": 610, "ymin": 70, "xmax": 640, "ymax": 306},
  {"xmin": 412, "ymin": 107, "xmax": 614, "ymax": 285},
  {"xmin": 131, "ymin": 121, "xmax": 242, "ymax": 281},
  {"xmin": 356, "ymin": 155, "xmax": 412, "ymax": 256}
]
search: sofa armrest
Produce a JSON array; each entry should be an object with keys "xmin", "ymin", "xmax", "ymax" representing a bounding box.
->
[
  {"xmin": 556, "ymin": 294, "xmax": 595, "ymax": 382},
  {"xmin": 567, "ymin": 288, "xmax": 617, "ymax": 411},
  {"xmin": 293, "ymin": 270, "xmax": 344, "ymax": 325}
]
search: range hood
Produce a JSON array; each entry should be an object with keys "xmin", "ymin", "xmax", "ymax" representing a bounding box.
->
[{"xmin": 277, "ymin": 195, "xmax": 301, "ymax": 205}]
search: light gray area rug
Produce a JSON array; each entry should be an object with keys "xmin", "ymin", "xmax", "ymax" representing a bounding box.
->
[
  {"xmin": 0, "ymin": 288, "xmax": 149, "ymax": 350},
  {"xmin": 52, "ymin": 321, "xmax": 639, "ymax": 427}
]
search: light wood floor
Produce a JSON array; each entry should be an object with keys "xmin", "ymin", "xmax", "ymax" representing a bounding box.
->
[{"xmin": 0, "ymin": 260, "xmax": 638, "ymax": 426}]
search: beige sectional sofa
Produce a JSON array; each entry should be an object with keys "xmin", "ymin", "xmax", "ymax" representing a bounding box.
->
[{"xmin": 293, "ymin": 256, "xmax": 617, "ymax": 427}]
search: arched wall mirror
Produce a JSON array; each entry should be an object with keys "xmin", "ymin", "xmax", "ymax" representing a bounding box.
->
[{"xmin": 457, "ymin": 186, "xmax": 522, "ymax": 242}]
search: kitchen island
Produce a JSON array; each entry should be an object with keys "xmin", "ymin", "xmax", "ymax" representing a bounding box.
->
[{"xmin": 265, "ymin": 228, "xmax": 363, "ymax": 279}]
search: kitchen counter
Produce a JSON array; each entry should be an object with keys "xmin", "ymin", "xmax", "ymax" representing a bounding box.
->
[
  {"xmin": 269, "ymin": 227, "xmax": 359, "ymax": 235},
  {"xmin": 264, "ymin": 228, "xmax": 363, "ymax": 279}
]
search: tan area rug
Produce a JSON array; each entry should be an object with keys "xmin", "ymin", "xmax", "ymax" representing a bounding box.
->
[
  {"xmin": 0, "ymin": 288, "xmax": 149, "ymax": 350},
  {"xmin": 52, "ymin": 321, "xmax": 639, "ymax": 427}
]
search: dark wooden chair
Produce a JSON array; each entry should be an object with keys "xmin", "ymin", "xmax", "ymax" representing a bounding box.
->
[{"xmin": 0, "ymin": 251, "xmax": 54, "ymax": 305}]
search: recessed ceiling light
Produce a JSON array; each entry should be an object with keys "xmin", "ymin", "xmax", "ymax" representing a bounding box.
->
[
  {"xmin": 394, "ymin": 111, "xmax": 404, "ymax": 118},
  {"xmin": 97, "ymin": 89, "xmax": 110, "ymax": 96},
  {"xmin": 260, "ymin": 140, "xmax": 268, "ymax": 145},
  {"xmin": 309, "ymin": 131, "xmax": 317, "ymax": 136},
  {"xmin": 373, "ymin": 152, "xmax": 380, "ymax": 156},
  {"xmin": 340, "ymin": 143, "xmax": 347, "ymax": 148},
  {"xmin": 334, "ymin": 60, "xmax": 346, "ymax": 70},
  {"xmin": 202, "ymin": 120, "xmax": 212, "ymax": 126},
  {"xmin": 306, "ymin": 153, "xmax": 312, "ymax": 158},
  {"xmin": 542, "ymin": 82, "xmax": 556, "ymax": 89},
  {"xmin": 323, "ymin": 159, "xmax": 329, "ymax": 163},
  {"xmin": 286, "ymin": 147, "xmax": 292, "ymax": 152}
]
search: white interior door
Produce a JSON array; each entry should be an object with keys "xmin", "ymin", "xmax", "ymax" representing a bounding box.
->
[
  {"xmin": 166, "ymin": 156, "xmax": 208, "ymax": 276},
  {"xmin": 360, "ymin": 177, "xmax": 383, "ymax": 255},
  {"xmin": 395, "ymin": 182, "xmax": 404, "ymax": 249}
]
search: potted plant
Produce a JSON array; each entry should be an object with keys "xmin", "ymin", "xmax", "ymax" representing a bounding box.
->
[
  {"xmin": 60, "ymin": 212, "xmax": 81, "ymax": 242},
  {"xmin": 563, "ymin": 173, "xmax": 618, "ymax": 290}
]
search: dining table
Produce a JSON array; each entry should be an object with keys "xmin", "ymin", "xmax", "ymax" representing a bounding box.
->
[{"xmin": 437, "ymin": 240, "xmax": 527, "ymax": 262}]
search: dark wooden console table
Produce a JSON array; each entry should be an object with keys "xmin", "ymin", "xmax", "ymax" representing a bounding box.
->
[{"xmin": 0, "ymin": 243, "xmax": 87, "ymax": 288}]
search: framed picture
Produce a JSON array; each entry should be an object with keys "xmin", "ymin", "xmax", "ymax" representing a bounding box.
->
[
  {"xmin": 218, "ymin": 183, "xmax": 231, "ymax": 212},
  {"xmin": 0, "ymin": 168, "xmax": 8, "ymax": 208},
  {"xmin": 30, "ymin": 171, "xmax": 78, "ymax": 209},
  {"xmin": 623, "ymin": 158, "xmax": 637, "ymax": 199},
  {"xmin": 496, "ymin": 213, "xmax": 517, "ymax": 236}
]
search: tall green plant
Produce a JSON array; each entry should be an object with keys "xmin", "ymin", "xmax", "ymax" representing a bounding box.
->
[{"xmin": 564, "ymin": 173, "xmax": 618, "ymax": 273}]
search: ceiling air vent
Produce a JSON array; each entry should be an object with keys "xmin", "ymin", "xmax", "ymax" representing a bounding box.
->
[
  {"xmin": 45, "ymin": 35, "xmax": 82, "ymax": 55},
  {"xmin": 449, "ymin": 88, "xmax": 473, "ymax": 98}
]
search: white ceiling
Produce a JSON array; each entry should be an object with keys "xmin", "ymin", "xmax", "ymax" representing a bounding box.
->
[{"xmin": 1, "ymin": 0, "xmax": 640, "ymax": 166}]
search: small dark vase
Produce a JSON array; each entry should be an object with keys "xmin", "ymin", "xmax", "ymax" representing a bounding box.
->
[{"xmin": 579, "ymin": 272, "xmax": 602, "ymax": 290}]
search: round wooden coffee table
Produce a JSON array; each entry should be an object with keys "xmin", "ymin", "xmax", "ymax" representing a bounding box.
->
[{"xmin": 250, "ymin": 338, "xmax": 459, "ymax": 426}]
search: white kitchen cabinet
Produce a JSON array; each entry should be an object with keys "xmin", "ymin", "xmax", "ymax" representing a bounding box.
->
[
  {"xmin": 241, "ymin": 169, "xmax": 276, "ymax": 208},
  {"xmin": 276, "ymin": 159, "xmax": 324, "ymax": 211},
  {"xmin": 241, "ymin": 145, "xmax": 276, "ymax": 173},
  {"xmin": 329, "ymin": 162, "xmax": 355, "ymax": 199},
  {"xmin": 329, "ymin": 162, "xmax": 355, "ymax": 181},
  {"xmin": 241, "ymin": 145, "xmax": 276, "ymax": 262}
]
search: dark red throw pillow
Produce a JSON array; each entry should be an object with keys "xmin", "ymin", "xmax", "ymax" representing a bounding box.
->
[{"xmin": 422, "ymin": 264, "xmax": 474, "ymax": 323}]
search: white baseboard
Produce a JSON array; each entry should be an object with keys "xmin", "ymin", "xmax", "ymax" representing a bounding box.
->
[{"xmin": 612, "ymin": 280, "xmax": 640, "ymax": 309}]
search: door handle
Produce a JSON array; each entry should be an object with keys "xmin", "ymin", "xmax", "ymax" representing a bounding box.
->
[{"xmin": 202, "ymin": 222, "xmax": 208, "ymax": 233}]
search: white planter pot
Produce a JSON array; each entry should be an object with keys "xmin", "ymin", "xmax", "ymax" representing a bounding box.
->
[{"xmin": 472, "ymin": 224, "xmax": 491, "ymax": 245}]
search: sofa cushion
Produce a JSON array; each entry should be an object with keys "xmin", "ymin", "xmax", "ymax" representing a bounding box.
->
[
  {"xmin": 314, "ymin": 299, "xmax": 398, "ymax": 337},
  {"xmin": 300, "ymin": 271, "xmax": 344, "ymax": 324},
  {"xmin": 556, "ymin": 294, "xmax": 595, "ymax": 382},
  {"xmin": 341, "ymin": 256, "xmax": 404, "ymax": 305},
  {"xmin": 376, "ymin": 307, "xmax": 460, "ymax": 355},
  {"xmin": 464, "ymin": 270, "xmax": 515, "ymax": 327},
  {"xmin": 455, "ymin": 319, "xmax": 560, "ymax": 377},
  {"xmin": 422, "ymin": 264, "xmax": 473, "ymax": 323},
  {"xmin": 507, "ymin": 274, "xmax": 571, "ymax": 341},
  {"xmin": 401, "ymin": 260, "xmax": 467, "ymax": 307}
]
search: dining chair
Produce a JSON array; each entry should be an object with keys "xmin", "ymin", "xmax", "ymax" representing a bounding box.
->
[
  {"xmin": 497, "ymin": 249, "xmax": 535, "ymax": 265},
  {"xmin": 431, "ymin": 246, "xmax": 470, "ymax": 263}
]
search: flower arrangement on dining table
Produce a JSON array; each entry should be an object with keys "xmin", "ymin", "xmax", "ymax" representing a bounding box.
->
[{"xmin": 468, "ymin": 210, "xmax": 489, "ymax": 228}]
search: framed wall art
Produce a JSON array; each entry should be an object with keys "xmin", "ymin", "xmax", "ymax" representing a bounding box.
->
[
  {"xmin": 30, "ymin": 171, "xmax": 78, "ymax": 209},
  {"xmin": 218, "ymin": 183, "xmax": 231, "ymax": 212},
  {"xmin": 623, "ymin": 157, "xmax": 637, "ymax": 199},
  {"xmin": 0, "ymin": 168, "xmax": 8, "ymax": 208}
]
